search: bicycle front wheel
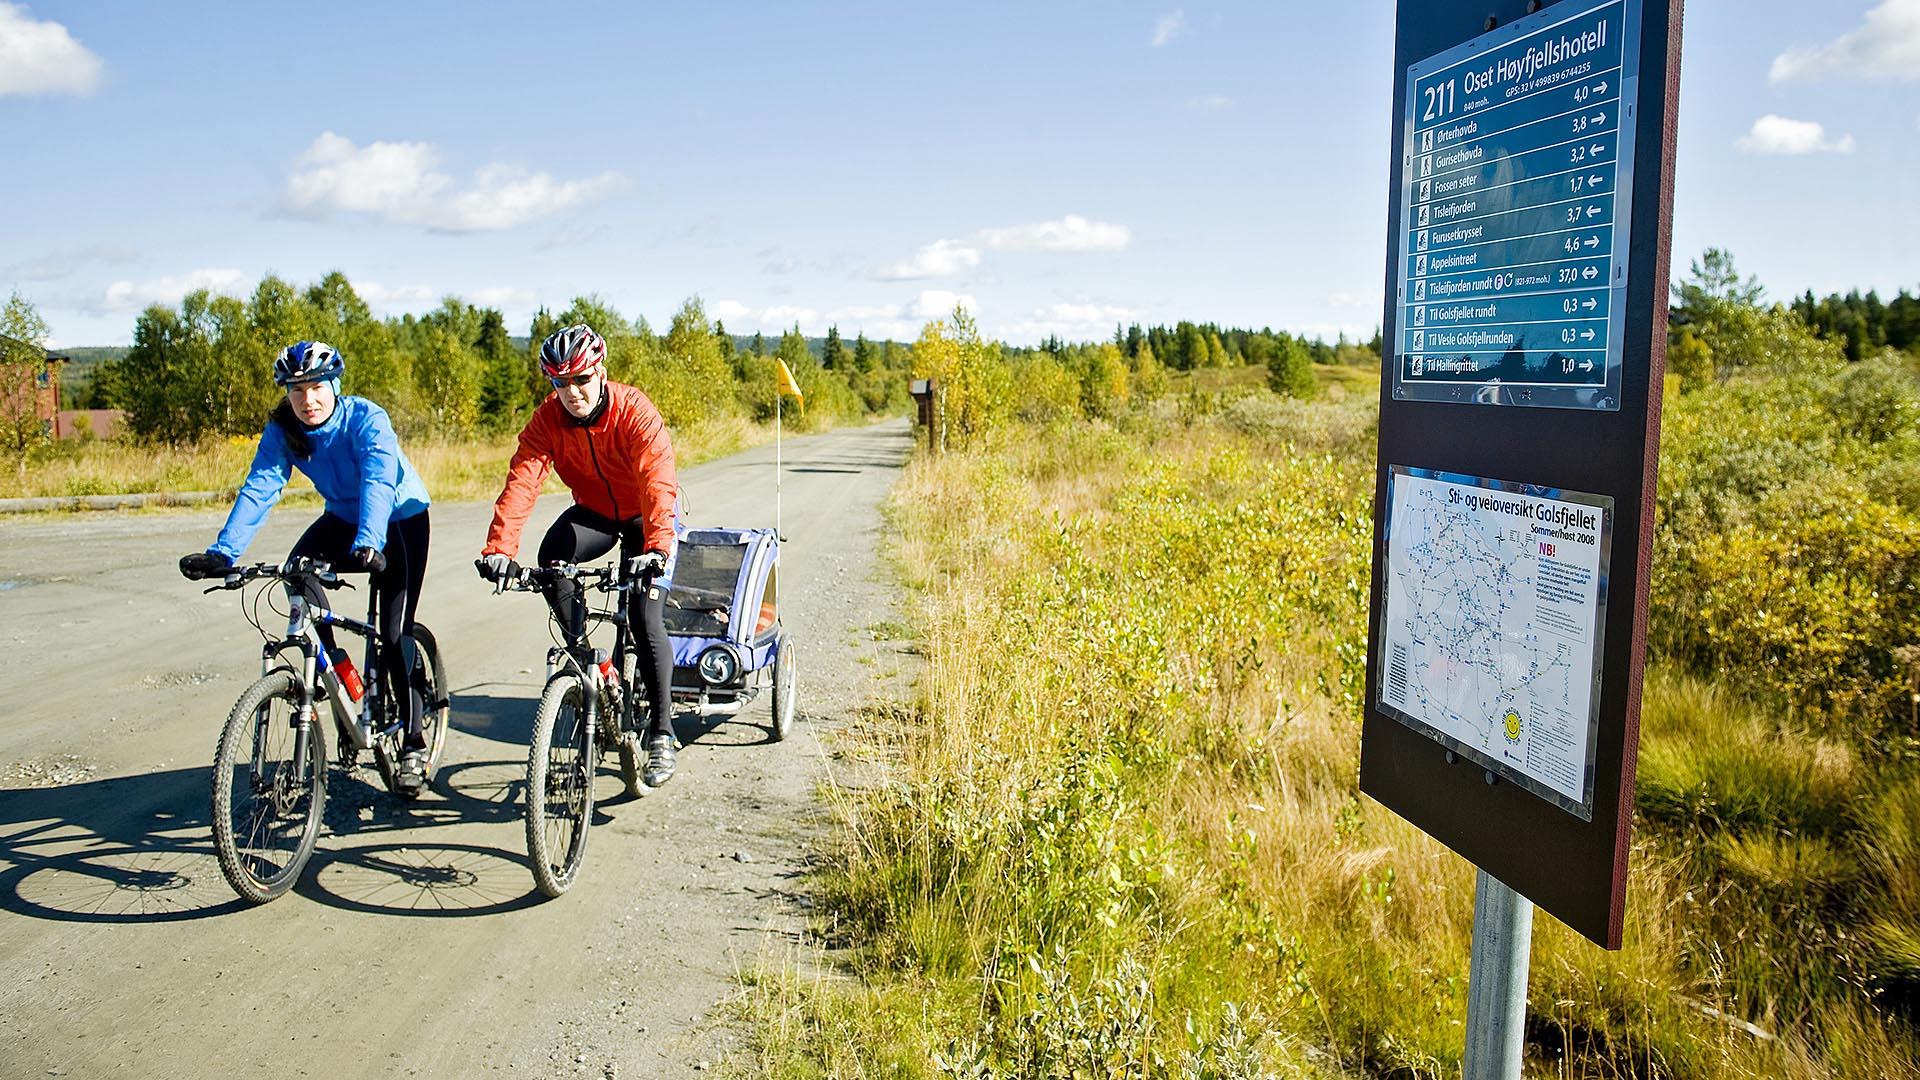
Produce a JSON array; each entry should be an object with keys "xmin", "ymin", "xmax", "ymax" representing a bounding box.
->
[
  {"xmin": 525, "ymin": 672, "xmax": 595, "ymax": 897},
  {"xmin": 211, "ymin": 670, "xmax": 327, "ymax": 904}
]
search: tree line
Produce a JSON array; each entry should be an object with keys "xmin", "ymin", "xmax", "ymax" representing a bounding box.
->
[
  {"xmin": 35, "ymin": 273, "xmax": 1376, "ymax": 449},
  {"xmin": 76, "ymin": 272, "xmax": 911, "ymax": 442},
  {"xmin": 1790, "ymin": 285, "xmax": 1920, "ymax": 361}
]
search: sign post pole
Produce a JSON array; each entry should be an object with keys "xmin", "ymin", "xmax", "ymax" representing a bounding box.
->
[{"xmin": 1462, "ymin": 870, "xmax": 1534, "ymax": 1079}]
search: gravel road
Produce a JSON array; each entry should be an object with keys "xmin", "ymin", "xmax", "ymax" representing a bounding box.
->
[{"xmin": 0, "ymin": 418, "xmax": 914, "ymax": 1078}]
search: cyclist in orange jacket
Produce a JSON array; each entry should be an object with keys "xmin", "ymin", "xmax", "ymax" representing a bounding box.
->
[{"xmin": 476, "ymin": 324, "xmax": 682, "ymax": 785}]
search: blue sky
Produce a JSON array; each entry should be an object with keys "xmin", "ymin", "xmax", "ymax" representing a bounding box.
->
[{"xmin": 2, "ymin": 1, "xmax": 1915, "ymax": 347}]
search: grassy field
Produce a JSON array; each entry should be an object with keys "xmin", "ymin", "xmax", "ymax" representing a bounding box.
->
[
  {"xmin": 1, "ymin": 414, "xmax": 770, "ymax": 504},
  {"xmin": 743, "ymin": 367, "xmax": 1920, "ymax": 1078}
]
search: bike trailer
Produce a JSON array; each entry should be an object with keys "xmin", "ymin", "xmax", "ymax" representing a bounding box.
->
[{"xmin": 663, "ymin": 526, "xmax": 791, "ymax": 724}]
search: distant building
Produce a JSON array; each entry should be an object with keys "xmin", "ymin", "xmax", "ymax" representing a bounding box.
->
[
  {"xmin": 0, "ymin": 337, "xmax": 122, "ymax": 440},
  {"xmin": 1, "ymin": 334, "xmax": 68, "ymax": 440}
]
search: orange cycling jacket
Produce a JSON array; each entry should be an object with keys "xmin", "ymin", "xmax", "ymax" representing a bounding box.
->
[{"xmin": 482, "ymin": 381, "xmax": 678, "ymax": 558}]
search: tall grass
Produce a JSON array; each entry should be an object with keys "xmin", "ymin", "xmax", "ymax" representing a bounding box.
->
[
  {"xmin": 751, "ymin": 385, "xmax": 1920, "ymax": 1077},
  {"xmin": 4, "ymin": 413, "xmax": 770, "ymax": 504}
]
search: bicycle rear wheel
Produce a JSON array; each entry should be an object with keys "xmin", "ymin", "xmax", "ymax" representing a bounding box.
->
[
  {"xmin": 615, "ymin": 650, "xmax": 644, "ymax": 799},
  {"xmin": 211, "ymin": 670, "xmax": 326, "ymax": 904},
  {"xmin": 525, "ymin": 672, "xmax": 594, "ymax": 897},
  {"xmin": 410, "ymin": 623, "xmax": 452, "ymax": 775},
  {"xmin": 374, "ymin": 625, "xmax": 453, "ymax": 800}
]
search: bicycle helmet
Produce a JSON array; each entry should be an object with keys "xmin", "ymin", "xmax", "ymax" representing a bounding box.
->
[
  {"xmin": 273, "ymin": 341, "xmax": 345, "ymax": 386},
  {"xmin": 540, "ymin": 324, "xmax": 607, "ymax": 379}
]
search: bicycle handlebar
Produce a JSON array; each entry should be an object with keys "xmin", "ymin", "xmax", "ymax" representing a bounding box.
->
[
  {"xmin": 201, "ymin": 557, "xmax": 350, "ymax": 594},
  {"xmin": 487, "ymin": 560, "xmax": 652, "ymax": 595}
]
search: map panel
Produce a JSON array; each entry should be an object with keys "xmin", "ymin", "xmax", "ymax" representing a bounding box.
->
[{"xmin": 1376, "ymin": 466, "xmax": 1613, "ymax": 818}]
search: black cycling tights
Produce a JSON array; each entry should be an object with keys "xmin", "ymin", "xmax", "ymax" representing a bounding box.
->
[
  {"xmin": 290, "ymin": 509, "xmax": 432, "ymax": 748},
  {"xmin": 538, "ymin": 504, "xmax": 675, "ymax": 743}
]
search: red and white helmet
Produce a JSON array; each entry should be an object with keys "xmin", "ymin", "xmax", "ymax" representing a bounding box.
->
[{"xmin": 540, "ymin": 323, "xmax": 607, "ymax": 379}]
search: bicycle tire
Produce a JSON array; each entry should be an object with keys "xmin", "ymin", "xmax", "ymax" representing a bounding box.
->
[
  {"xmin": 211, "ymin": 670, "xmax": 326, "ymax": 904},
  {"xmin": 771, "ymin": 634, "xmax": 797, "ymax": 742},
  {"xmin": 411, "ymin": 623, "xmax": 452, "ymax": 775},
  {"xmin": 525, "ymin": 672, "xmax": 594, "ymax": 897},
  {"xmin": 373, "ymin": 625, "xmax": 453, "ymax": 800},
  {"xmin": 615, "ymin": 649, "xmax": 644, "ymax": 798}
]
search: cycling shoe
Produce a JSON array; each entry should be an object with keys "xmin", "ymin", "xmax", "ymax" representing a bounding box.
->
[{"xmin": 642, "ymin": 735, "xmax": 677, "ymax": 788}]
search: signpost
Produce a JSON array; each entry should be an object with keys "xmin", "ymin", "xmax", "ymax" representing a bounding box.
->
[
  {"xmin": 1395, "ymin": 0, "xmax": 1641, "ymax": 412},
  {"xmin": 1362, "ymin": 0, "xmax": 1682, "ymax": 1074}
]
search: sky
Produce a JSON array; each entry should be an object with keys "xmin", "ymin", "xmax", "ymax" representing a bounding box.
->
[{"xmin": 1, "ymin": 1, "xmax": 1916, "ymax": 348}]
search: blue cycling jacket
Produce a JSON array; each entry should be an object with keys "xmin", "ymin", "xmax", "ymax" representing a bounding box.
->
[{"xmin": 210, "ymin": 396, "xmax": 430, "ymax": 561}]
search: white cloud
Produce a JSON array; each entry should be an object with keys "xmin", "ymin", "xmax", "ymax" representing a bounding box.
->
[
  {"xmin": 759, "ymin": 304, "xmax": 821, "ymax": 329},
  {"xmin": 283, "ymin": 132, "xmax": 625, "ymax": 233},
  {"xmin": 1735, "ymin": 114, "xmax": 1855, "ymax": 155},
  {"xmin": 1770, "ymin": 0, "xmax": 1920, "ymax": 83},
  {"xmin": 699, "ymin": 294, "xmax": 977, "ymax": 339},
  {"xmin": 999, "ymin": 302, "xmax": 1139, "ymax": 344},
  {"xmin": 980, "ymin": 214, "xmax": 1132, "ymax": 252},
  {"xmin": 911, "ymin": 290, "xmax": 978, "ymax": 319},
  {"xmin": 874, "ymin": 239, "xmax": 982, "ymax": 281},
  {"xmin": 97, "ymin": 268, "xmax": 246, "ymax": 313},
  {"xmin": 1327, "ymin": 291, "xmax": 1379, "ymax": 310},
  {"xmin": 1188, "ymin": 94, "xmax": 1234, "ymax": 110},
  {"xmin": 1151, "ymin": 10, "xmax": 1188, "ymax": 47},
  {"xmin": 469, "ymin": 286, "xmax": 535, "ymax": 311},
  {"xmin": 0, "ymin": 3, "xmax": 102, "ymax": 96},
  {"xmin": 710, "ymin": 299, "xmax": 754, "ymax": 323},
  {"xmin": 2, "ymin": 243, "xmax": 136, "ymax": 283},
  {"xmin": 350, "ymin": 280, "xmax": 438, "ymax": 313}
]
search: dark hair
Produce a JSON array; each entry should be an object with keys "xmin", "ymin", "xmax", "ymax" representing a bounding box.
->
[{"xmin": 270, "ymin": 399, "xmax": 314, "ymax": 459}]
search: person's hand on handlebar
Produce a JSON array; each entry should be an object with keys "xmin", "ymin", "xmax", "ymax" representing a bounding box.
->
[
  {"xmin": 350, "ymin": 546, "xmax": 387, "ymax": 574},
  {"xmin": 179, "ymin": 551, "xmax": 233, "ymax": 581},
  {"xmin": 625, "ymin": 550, "xmax": 667, "ymax": 580},
  {"xmin": 476, "ymin": 553, "xmax": 519, "ymax": 590}
]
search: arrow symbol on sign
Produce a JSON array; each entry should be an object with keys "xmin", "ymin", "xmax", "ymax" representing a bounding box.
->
[
  {"xmin": 1582, "ymin": 298, "xmax": 1598, "ymax": 311},
  {"xmin": 1583, "ymin": 265, "xmax": 1600, "ymax": 280},
  {"xmin": 1580, "ymin": 359, "xmax": 1595, "ymax": 372},
  {"xmin": 1594, "ymin": 80, "xmax": 1610, "ymax": 94},
  {"xmin": 1590, "ymin": 143, "xmax": 1606, "ymax": 155},
  {"xmin": 1589, "ymin": 173, "xmax": 1605, "ymax": 185},
  {"xmin": 1583, "ymin": 236, "xmax": 1600, "ymax": 249},
  {"xmin": 1586, "ymin": 205, "xmax": 1602, "ymax": 219},
  {"xmin": 1590, "ymin": 112, "xmax": 1606, "ymax": 124},
  {"xmin": 1580, "ymin": 329, "xmax": 1597, "ymax": 342}
]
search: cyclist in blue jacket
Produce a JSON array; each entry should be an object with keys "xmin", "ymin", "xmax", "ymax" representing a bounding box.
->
[{"xmin": 179, "ymin": 342, "xmax": 435, "ymax": 790}]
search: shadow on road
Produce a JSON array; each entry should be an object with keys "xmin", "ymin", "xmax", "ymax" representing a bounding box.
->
[{"xmin": 0, "ymin": 691, "xmax": 556, "ymax": 923}]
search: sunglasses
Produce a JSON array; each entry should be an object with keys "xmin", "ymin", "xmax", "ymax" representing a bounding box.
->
[{"xmin": 549, "ymin": 372, "xmax": 598, "ymax": 389}]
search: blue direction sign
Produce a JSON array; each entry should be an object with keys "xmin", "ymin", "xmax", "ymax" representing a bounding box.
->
[{"xmin": 1394, "ymin": 0, "xmax": 1642, "ymax": 411}]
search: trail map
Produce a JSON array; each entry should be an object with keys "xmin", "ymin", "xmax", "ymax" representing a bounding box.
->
[{"xmin": 1377, "ymin": 467, "xmax": 1612, "ymax": 816}]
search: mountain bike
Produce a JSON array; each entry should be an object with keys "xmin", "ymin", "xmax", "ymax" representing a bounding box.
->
[
  {"xmin": 485, "ymin": 556, "xmax": 657, "ymax": 897},
  {"xmin": 196, "ymin": 558, "xmax": 450, "ymax": 903}
]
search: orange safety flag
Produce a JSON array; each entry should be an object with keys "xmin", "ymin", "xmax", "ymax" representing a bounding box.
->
[{"xmin": 774, "ymin": 357, "xmax": 805, "ymax": 404}]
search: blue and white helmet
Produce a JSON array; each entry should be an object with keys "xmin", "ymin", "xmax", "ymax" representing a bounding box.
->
[{"xmin": 273, "ymin": 341, "xmax": 345, "ymax": 386}]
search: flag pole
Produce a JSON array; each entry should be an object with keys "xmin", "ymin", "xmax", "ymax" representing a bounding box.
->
[{"xmin": 776, "ymin": 384, "xmax": 783, "ymax": 543}]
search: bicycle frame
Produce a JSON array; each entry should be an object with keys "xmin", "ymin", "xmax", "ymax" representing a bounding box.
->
[{"xmin": 257, "ymin": 569, "xmax": 390, "ymax": 754}]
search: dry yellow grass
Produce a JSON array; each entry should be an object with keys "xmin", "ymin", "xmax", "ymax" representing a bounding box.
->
[{"xmin": 4, "ymin": 413, "xmax": 771, "ymax": 505}]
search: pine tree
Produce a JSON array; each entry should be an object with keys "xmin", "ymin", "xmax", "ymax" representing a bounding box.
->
[{"xmin": 822, "ymin": 325, "xmax": 846, "ymax": 370}]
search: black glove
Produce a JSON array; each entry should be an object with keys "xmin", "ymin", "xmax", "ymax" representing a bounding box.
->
[
  {"xmin": 476, "ymin": 554, "xmax": 519, "ymax": 583},
  {"xmin": 179, "ymin": 551, "xmax": 232, "ymax": 580},
  {"xmin": 350, "ymin": 546, "xmax": 387, "ymax": 573}
]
